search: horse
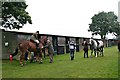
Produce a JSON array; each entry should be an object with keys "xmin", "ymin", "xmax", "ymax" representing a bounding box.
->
[
  {"xmin": 118, "ymin": 40, "xmax": 120, "ymax": 52},
  {"xmin": 11, "ymin": 37, "xmax": 47, "ymax": 66},
  {"xmin": 89, "ymin": 39, "xmax": 104, "ymax": 57}
]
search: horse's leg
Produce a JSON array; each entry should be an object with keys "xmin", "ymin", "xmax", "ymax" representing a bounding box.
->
[
  {"xmin": 38, "ymin": 51, "xmax": 43, "ymax": 64},
  {"xmin": 96, "ymin": 50, "xmax": 98, "ymax": 58},
  {"xmin": 99, "ymin": 48, "xmax": 101, "ymax": 56},
  {"xmin": 101, "ymin": 47, "xmax": 104, "ymax": 57},
  {"xmin": 43, "ymin": 48, "xmax": 46, "ymax": 58},
  {"xmin": 24, "ymin": 57, "xmax": 26, "ymax": 65},
  {"xmin": 20, "ymin": 52, "xmax": 24, "ymax": 66},
  {"xmin": 94, "ymin": 49, "xmax": 97, "ymax": 57},
  {"xmin": 97, "ymin": 48, "xmax": 99, "ymax": 57},
  {"xmin": 35, "ymin": 52, "xmax": 38, "ymax": 62},
  {"xmin": 91, "ymin": 49, "xmax": 93, "ymax": 57}
]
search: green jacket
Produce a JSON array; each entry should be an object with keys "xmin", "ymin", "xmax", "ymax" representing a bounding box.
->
[{"xmin": 30, "ymin": 33, "xmax": 38, "ymax": 41}]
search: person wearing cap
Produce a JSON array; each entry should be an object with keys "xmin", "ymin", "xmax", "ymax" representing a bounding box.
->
[
  {"xmin": 30, "ymin": 31, "xmax": 40, "ymax": 50},
  {"xmin": 69, "ymin": 41, "xmax": 75, "ymax": 60}
]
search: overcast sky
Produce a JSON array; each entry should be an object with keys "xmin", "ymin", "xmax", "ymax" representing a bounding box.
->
[{"xmin": 13, "ymin": 0, "xmax": 119, "ymax": 39}]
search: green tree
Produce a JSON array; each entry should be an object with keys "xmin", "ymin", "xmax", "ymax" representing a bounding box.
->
[
  {"xmin": 88, "ymin": 11, "xmax": 120, "ymax": 39},
  {"xmin": 1, "ymin": 2, "xmax": 32, "ymax": 30}
]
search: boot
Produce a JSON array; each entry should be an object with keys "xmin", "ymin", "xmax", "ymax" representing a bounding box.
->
[
  {"xmin": 36, "ymin": 43, "xmax": 39, "ymax": 49},
  {"xmin": 36, "ymin": 43, "xmax": 41, "ymax": 53}
]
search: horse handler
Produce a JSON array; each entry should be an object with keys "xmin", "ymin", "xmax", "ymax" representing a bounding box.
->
[
  {"xmin": 82, "ymin": 40, "xmax": 89, "ymax": 58},
  {"xmin": 44, "ymin": 37, "xmax": 54, "ymax": 63}
]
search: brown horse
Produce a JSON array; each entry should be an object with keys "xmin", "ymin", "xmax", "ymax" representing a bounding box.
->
[
  {"xmin": 11, "ymin": 36, "xmax": 49, "ymax": 66},
  {"xmin": 19, "ymin": 40, "xmax": 43, "ymax": 66}
]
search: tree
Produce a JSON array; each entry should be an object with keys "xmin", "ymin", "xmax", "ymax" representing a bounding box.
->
[
  {"xmin": 88, "ymin": 11, "xmax": 120, "ymax": 39},
  {"xmin": 1, "ymin": 2, "xmax": 32, "ymax": 30}
]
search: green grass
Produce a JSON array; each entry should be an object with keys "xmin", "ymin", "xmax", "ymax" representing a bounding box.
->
[{"xmin": 2, "ymin": 46, "xmax": 118, "ymax": 78}]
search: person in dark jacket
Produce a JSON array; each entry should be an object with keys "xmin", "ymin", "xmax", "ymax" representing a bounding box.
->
[
  {"xmin": 30, "ymin": 31, "xmax": 40, "ymax": 49},
  {"xmin": 82, "ymin": 40, "xmax": 89, "ymax": 58},
  {"xmin": 118, "ymin": 40, "xmax": 120, "ymax": 52}
]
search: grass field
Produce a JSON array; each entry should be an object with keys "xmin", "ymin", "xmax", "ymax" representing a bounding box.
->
[{"xmin": 2, "ymin": 46, "xmax": 118, "ymax": 78}]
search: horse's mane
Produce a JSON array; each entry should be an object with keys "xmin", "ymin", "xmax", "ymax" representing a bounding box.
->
[{"xmin": 39, "ymin": 36, "xmax": 48, "ymax": 45}]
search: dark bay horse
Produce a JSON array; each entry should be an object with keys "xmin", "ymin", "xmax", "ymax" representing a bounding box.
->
[{"xmin": 11, "ymin": 37, "xmax": 47, "ymax": 66}]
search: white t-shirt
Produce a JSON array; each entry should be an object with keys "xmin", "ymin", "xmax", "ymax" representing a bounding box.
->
[{"xmin": 69, "ymin": 45, "xmax": 74, "ymax": 49}]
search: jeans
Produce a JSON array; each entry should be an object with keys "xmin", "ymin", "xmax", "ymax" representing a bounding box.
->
[{"xmin": 70, "ymin": 49, "xmax": 75, "ymax": 60}]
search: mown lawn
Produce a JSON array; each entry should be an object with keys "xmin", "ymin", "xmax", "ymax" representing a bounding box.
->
[{"xmin": 2, "ymin": 46, "xmax": 118, "ymax": 78}]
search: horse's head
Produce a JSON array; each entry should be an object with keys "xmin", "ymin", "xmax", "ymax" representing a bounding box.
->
[
  {"xmin": 40, "ymin": 36, "xmax": 48, "ymax": 45},
  {"xmin": 89, "ymin": 39, "xmax": 94, "ymax": 45},
  {"xmin": 82, "ymin": 40, "xmax": 87, "ymax": 46}
]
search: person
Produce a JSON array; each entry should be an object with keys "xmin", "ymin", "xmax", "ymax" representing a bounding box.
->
[
  {"xmin": 118, "ymin": 40, "xmax": 120, "ymax": 52},
  {"xmin": 30, "ymin": 31, "xmax": 40, "ymax": 50},
  {"xmin": 44, "ymin": 36, "xmax": 54, "ymax": 63},
  {"xmin": 82, "ymin": 40, "xmax": 89, "ymax": 58},
  {"xmin": 69, "ymin": 41, "xmax": 75, "ymax": 60}
]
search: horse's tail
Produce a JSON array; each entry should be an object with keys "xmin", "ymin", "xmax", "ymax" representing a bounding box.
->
[
  {"xmin": 11, "ymin": 47, "xmax": 19, "ymax": 57},
  {"xmin": 11, "ymin": 43, "xmax": 21, "ymax": 57}
]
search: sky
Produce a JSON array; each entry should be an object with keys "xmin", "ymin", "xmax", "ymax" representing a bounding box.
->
[{"xmin": 10, "ymin": 0, "xmax": 119, "ymax": 39}]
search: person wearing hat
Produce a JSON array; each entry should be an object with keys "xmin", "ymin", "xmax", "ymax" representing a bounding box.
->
[
  {"xmin": 30, "ymin": 31, "xmax": 40, "ymax": 50},
  {"xmin": 69, "ymin": 41, "xmax": 75, "ymax": 60}
]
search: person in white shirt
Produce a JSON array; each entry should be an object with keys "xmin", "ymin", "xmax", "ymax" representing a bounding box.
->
[{"xmin": 69, "ymin": 41, "xmax": 75, "ymax": 60}]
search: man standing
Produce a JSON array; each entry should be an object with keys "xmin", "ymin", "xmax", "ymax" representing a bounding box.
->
[
  {"xmin": 82, "ymin": 40, "xmax": 89, "ymax": 58},
  {"xmin": 44, "ymin": 36, "xmax": 54, "ymax": 63},
  {"xmin": 69, "ymin": 41, "xmax": 75, "ymax": 60}
]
